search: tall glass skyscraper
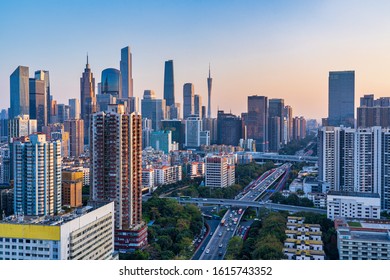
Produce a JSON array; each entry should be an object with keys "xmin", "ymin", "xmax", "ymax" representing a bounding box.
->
[
  {"xmin": 328, "ymin": 71, "xmax": 355, "ymax": 128},
  {"xmin": 120, "ymin": 46, "xmax": 133, "ymax": 99},
  {"xmin": 183, "ymin": 83, "xmax": 195, "ymax": 119},
  {"xmin": 101, "ymin": 68, "xmax": 121, "ymax": 97},
  {"xmin": 35, "ymin": 70, "xmax": 51, "ymax": 124},
  {"xmin": 163, "ymin": 60, "xmax": 175, "ymax": 107},
  {"xmin": 10, "ymin": 66, "xmax": 30, "ymax": 119},
  {"xmin": 29, "ymin": 77, "xmax": 47, "ymax": 131}
]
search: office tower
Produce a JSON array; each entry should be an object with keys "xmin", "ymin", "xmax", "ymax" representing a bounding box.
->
[
  {"xmin": 80, "ymin": 55, "xmax": 97, "ymax": 145},
  {"xmin": 51, "ymin": 130, "xmax": 69, "ymax": 158},
  {"xmin": 0, "ymin": 109, "xmax": 8, "ymax": 142},
  {"xmin": 13, "ymin": 134, "xmax": 62, "ymax": 216},
  {"xmin": 69, "ymin": 98, "xmax": 81, "ymax": 119},
  {"xmin": 0, "ymin": 202, "xmax": 117, "ymax": 260},
  {"xmin": 141, "ymin": 90, "xmax": 166, "ymax": 131},
  {"xmin": 90, "ymin": 105, "xmax": 147, "ymax": 251},
  {"xmin": 200, "ymin": 130, "xmax": 210, "ymax": 146},
  {"xmin": 242, "ymin": 95, "xmax": 268, "ymax": 152},
  {"xmin": 150, "ymin": 130, "xmax": 172, "ymax": 154},
  {"xmin": 207, "ymin": 65, "xmax": 212, "ymax": 118},
  {"xmin": 203, "ymin": 117, "xmax": 218, "ymax": 144},
  {"xmin": 268, "ymin": 116, "xmax": 281, "ymax": 152},
  {"xmin": 10, "ymin": 66, "xmax": 29, "ymax": 119},
  {"xmin": 299, "ymin": 117, "xmax": 307, "ymax": 139},
  {"xmin": 269, "ymin": 98, "xmax": 284, "ymax": 146},
  {"xmin": 120, "ymin": 46, "xmax": 133, "ymax": 99},
  {"xmin": 64, "ymin": 119, "xmax": 84, "ymax": 158},
  {"xmin": 97, "ymin": 94, "xmax": 117, "ymax": 112},
  {"xmin": 167, "ymin": 103, "xmax": 180, "ymax": 119},
  {"xmin": 328, "ymin": 71, "xmax": 355, "ymax": 127},
  {"xmin": 142, "ymin": 118, "xmax": 153, "ymax": 149},
  {"xmin": 29, "ymin": 77, "xmax": 47, "ymax": 131},
  {"xmin": 161, "ymin": 119, "xmax": 184, "ymax": 148},
  {"xmin": 183, "ymin": 83, "xmax": 195, "ymax": 119},
  {"xmin": 127, "ymin": 96, "xmax": 139, "ymax": 114},
  {"xmin": 185, "ymin": 115, "xmax": 202, "ymax": 148},
  {"xmin": 292, "ymin": 117, "xmax": 301, "ymax": 140},
  {"xmin": 62, "ymin": 170, "xmax": 83, "ymax": 207},
  {"xmin": 35, "ymin": 70, "xmax": 51, "ymax": 124},
  {"xmin": 163, "ymin": 60, "xmax": 175, "ymax": 107},
  {"xmin": 201, "ymin": 106, "xmax": 206, "ymax": 119},
  {"xmin": 194, "ymin": 94, "xmax": 202, "ymax": 117},
  {"xmin": 101, "ymin": 68, "xmax": 121, "ymax": 98},
  {"xmin": 217, "ymin": 110, "xmax": 242, "ymax": 146},
  {"xmin": 283, "ymin": 105, "xmax": 293, "ymax": 144},
  {"xmin": 56, "ymin": 104, "xmax": 70, "ymax": 123}
]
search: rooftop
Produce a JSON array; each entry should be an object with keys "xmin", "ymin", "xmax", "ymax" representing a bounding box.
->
[{"xmin": 328, "ymin": 191, "xmax": 380, "ymax": 199}]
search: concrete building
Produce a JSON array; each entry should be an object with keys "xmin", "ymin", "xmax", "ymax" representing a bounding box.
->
[
  {"xmin": 8, "ymin": 115, "xmax": 37, "ymax": 142},
  {"xmin": 154, "ymin": 165, "xmax": 182, "ymax": 186},
  {"xmin": 335, "ymin": 217, "xmax": 390, "ymax": 260},
  {"xmin": 62, "ymin": 170, "xmax": 83, "ymax": 208},
  {"xmin": 142, "ymin": 169, "xmax": 154, "ymax": 193},
  {"xmin": 0, "ymin": 188, "xmax": 13, "ymax": 217},
  {"xmin": 185, "ymin": 115, "xmax": 202, "ymax": 148},
  {"xmin": 205, "ymin": 155, "xmax": 235, "ymax": 188},
  {"xmin": 64, "ymin": 119, "xmax": 84, "ymax": 158},
  {"xmin": 90, "ymin": 105, "xmax": 147, "ymax": 252},
  {"xmin": 327, "ymin": 191, "xmax": 380, "ymax": 220},
  {"xmin": 283, "ymin": 216, "xmax": 325, "ymax": 260},
  {"xmin": 0, "ymin": 202, "xmax": 117, "ymax": 260}
]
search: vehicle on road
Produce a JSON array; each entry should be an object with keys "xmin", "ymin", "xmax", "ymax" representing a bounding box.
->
[
  {"xmin": 205, "ymin": 248, "xmax": 210, "ymax": 254},
  {"xmin": 219, "ymin": 244, "xmax": 223, "ymax": 248},
  {"xmin": 218, "ymin": 232, "xmax": 222, "ymax": 237}
]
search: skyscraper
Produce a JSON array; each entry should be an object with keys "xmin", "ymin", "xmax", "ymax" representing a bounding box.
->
[
  {"xmin": 101, "ymin": 68, "xmax": 121, "ymax": 98},
  {"xmin": 10, "ymin": 66, "xmax": 29, "ymax": 119},
  {"xmin": 141, "ymin": 90, "xmax": 166, "ymax": 131},
  {"xmin": 163, "ymin": 60, "xmax": 175, "ymax": 107},
  {"xmin": 183, "ymin": 83, "xmax": 195, "ymax": 119},
  {"xmin": 69, "ymin": 98, "xmax": 81, "ymax": 119},
  {"xmin": 80, "ymin": 55, "xmax": 96, "ymax": 145},
  {"xmin": 217, "ymin": 110, "xmax": 242, "ymax": 146},
  {"xmin": 269, "ymin": 98, "xmax": 284, "ymax": 147},
  {"xmin": 29, "ymin": 77, "xmax": 47, "ymax": 131},
  {"xmin": 13, "ymin": 134, "xmax": 62, "ymax": 216},
  {"xmin": 90, "ymin": 105, "xmax": 147, "ymax": 251},
  {"xmin": 64, "ymin": 119, "xmax": 84, "ymax": 158},
  {"xmin": 35, "ymin": 70, "xmax": 51, "ymax": 124},
  {"xmin": 194, "ymin": 94, "xmax": 202, "ymax": 117},
  {"xmin": 120, "ymin": 46, "xmax": 133, "ymax": 99},
  {"xmin": 207, "ymin": 65, "xmax": 213, "ymax": 118},
  {"xmin": 185, "ymin": 115, "xmax": 202, "ymax": 148},
  {"xmin": 242, "ymin": 95, "xmax": 268, "ymax": 152},
  {"xmin": 328, "ymin": 71, "xmax": 355, "ymax": 127}
]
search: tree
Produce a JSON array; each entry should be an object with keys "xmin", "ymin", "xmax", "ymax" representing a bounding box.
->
[
  {"xmin": 225, "ymin": 236, "xmax": 243, "ymax": 260},
  {"xmin": 252, "ymin": 235, "xmax": 285, "ymax": 260}
]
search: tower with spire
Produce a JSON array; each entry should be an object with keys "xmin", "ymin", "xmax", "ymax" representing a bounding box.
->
[
  {"xmin": 207, "ymin": 64, "xmax": 213, "ymax": 118},
  {"xmin": 80, "ymin": 54, "xmax": 96, "ymax": 145}
]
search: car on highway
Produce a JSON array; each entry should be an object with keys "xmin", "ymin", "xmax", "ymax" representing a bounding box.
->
[
  {"xmin": 205, "ymin": 248, "xmax": 210, "ymax": 254},
  {"xmin": 219, "ymin": 243, "xmax": 223, "ymax": 248},
  {"xmin": 218, "ymin": 232, "xmax": 222, "ymax": 237},
  {"xmin": 209, "ymin": 232, "xmax": 213, "ymax": 236}
]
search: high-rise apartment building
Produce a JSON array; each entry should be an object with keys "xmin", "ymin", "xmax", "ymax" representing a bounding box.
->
[
  {"xmin": 64, "ymin": 119, "xmax": 84, "ymax": 158},
  {"xmin": 120, "ymin": 46, "xmax": 133, "ymax": 99},
  {"xmin": 205, "ymin": 155, "xmax": 235, "ymax": 188},
  {"xmin": 328, "ymin": 71, "xmax": 355, "ymax": 127},
  {"xmin": 318, "ymin": 126, "xmax": 390, "ymax": 210},
  {"xmin": 242, "ymin": 95, "xmax": 268, "ymax": 152},
  {"xmin": 8, "ymin": 115, "xmax": 37, "ymax": 142},
  {"xmin": 183, "ymin": 83, "xmax": 195, "ymax": 119},
  {"xmin": 10, "ymin": 66, "xmax": 30, "ymax": 119},
  {"xmin": 141, "ymin": 90, "xmax": 166, "ymax": 131},
  {"xmin": 90, "ymin": 105, "xmax": 147, "ymax": 251},
  {"xmin": 283, "ymin": 105, "xmax": 293, "ymax": 144},
  {"xmin": 185, "ymin": 115, "xmax": 202, "ymax": 148},
  {"xmin": 80, "ymin": 56, "xmax": 96, "ymax": 145},
  {"xmin": 13, "ymin": 134, "xmax": 62, "ymax": 216}
]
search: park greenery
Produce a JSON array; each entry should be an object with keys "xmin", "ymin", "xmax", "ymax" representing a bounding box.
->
[
  {"xmin": 226, "ymin": 211, "xmax": 287, "ymax": 260},
  {"xmin": 278, "ymin": 134, "xmax": 316, "ymax": 156},
  {"xmin": 270, "ymin": 192, "xmax": 314, "ymax": 207},
  {"xmin": 119, "ymin": 197, "xmax": 203, "ymax": 260}
]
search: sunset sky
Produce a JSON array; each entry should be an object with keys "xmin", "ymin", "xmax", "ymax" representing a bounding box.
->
[{"xmin": 2, "ymin": 0, "xmax": 390, "ymax": 120}]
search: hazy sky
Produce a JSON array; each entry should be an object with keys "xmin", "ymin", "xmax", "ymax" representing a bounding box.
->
[{"xmin": 2, "ymin": 0, "xmax": 390, "ymax": 120}]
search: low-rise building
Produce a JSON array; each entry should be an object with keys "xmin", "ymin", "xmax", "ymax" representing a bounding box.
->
[
  {"xmin": 0, "ymin": 202, "xmax": 117, "ymax": 260},
  {"xmin": 335, "ymin": 217, "xmax": 390, "ymax": 260},
  {"xmin": 327, "ymin": 191, "xmax": 381, "ymax": 220},
  {"xmin": 283, "ymin": 216, "xmax": 325, "ymax": 260},
  {"xmin": 154, "ymin": 165, "xmax": 182, "ymax": 186}
]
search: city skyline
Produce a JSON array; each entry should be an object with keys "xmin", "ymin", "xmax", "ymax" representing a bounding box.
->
[{"xmin": 3, "ymin": 1, "xmax": 390, "ymax": 120}]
